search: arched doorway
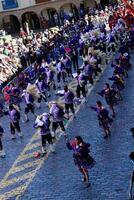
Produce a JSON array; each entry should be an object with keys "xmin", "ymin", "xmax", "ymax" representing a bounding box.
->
[
  {"xmin": 60, "ymin": 3, "xmax": 79, "ymax": 21},
  {"xmin": 41, "ymin": 8, "xmax": 59, "ymax": 27},
  {"xmin": 22, "ymin": 12, "xmax": 40, "ymax": 30},
  {"xmin": 3, "ymin": 15, "xmax": 20, "ymax": 34}
]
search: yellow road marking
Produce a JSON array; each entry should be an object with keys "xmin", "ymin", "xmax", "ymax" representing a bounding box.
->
[
  {"xmin": 0, "ymin": 184, "xmax": 27, "ymax": 200},
  {"xmin": 69, "ymin": 81, "xmax": 77, "ymax": 88},
  {"xmin": 23, "ymin": 142, "xmax": 40, "ymax": 153},
  {"xmin": 29, "ymin": 134, "xmax": 40, "ymax": 142},
  {"xmin": 17, "ymin": 151, "xmax": 38, "ymax": 163},
  {"xmin": 0, "ymin": 170, "xmax": 36, "ymax": 190},
  {"xmin": 0, "ymin": 135, "xmax": 39, "ymax": 181},
  {"xmin": 8, "ymin": 160, "xmax": 39, "ymax": 175}
]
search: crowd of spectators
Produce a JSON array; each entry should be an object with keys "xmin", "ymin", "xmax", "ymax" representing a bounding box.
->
[{"xmin": 0, "ymin": 2, "xmax": 133, "ymax": 90}]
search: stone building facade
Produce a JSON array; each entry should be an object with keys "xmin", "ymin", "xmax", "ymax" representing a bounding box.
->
[{"xmin": 0, "ymin": 0, "xmax": 104, "ymax": 33}]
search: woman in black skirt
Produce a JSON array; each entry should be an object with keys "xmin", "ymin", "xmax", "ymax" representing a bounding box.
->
[
  {"xmin": 98, "ymin": 83, "xmax": 117, "ymax": 118},
  {"xmin": 66, "ymin": 136, "xmax": 95, "ymax": 187}
]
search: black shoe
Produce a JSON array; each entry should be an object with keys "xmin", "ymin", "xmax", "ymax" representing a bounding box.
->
[
  {"xmin": 86, "ymin": 182, "xmax": 91, "ymax": 188},
  {"xmin": 104, "ymin": 135, "xmax": 108, "ymax": 139},
  {"xmin": 41, "ymin": 152, "xmax": 47, "ymax": 157},
  {"xmin": 112, "ymin": 114, "xmax": 116, "ymax": 118},
  {"xmin": 82, "ymin": 176, "xmax": 86, "ymax": 182},
  {"xmin": 1, "ymin": 155, "xmax": 6, "ymax": 158},
  {"xmin": 52, "ymin": 137, "xmax": 56, "ymax": 142},
  {"xmin": 25, "ymin": 119, "xmax": 29, "ymax": 122},
  {"xmin": 11, "ymin": 136, "xmax": 16, "ymax": 140}
]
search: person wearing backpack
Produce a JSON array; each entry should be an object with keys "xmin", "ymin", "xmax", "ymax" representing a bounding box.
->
[
  {"xmin": 64, "ymin": 85, "xmax": 75, "ymax": 119},
  {"xmin": 49, "ymin": 101, "xmax": 66, "ymax": 140},
  {"xmin": 0, "ymin": 124, "xmax": 6, "ymax": 158},
  {"xmin": 9, "ymin": 104, "xmax": 23, "ymax": 140}
]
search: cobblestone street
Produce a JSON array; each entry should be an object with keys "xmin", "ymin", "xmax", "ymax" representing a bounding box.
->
[{"xmin": 0, "ymin": 53, "xmax": 133, "ymax": 200}]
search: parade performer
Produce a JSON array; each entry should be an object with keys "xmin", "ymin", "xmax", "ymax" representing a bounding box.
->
[
  {"xmin": 109, "ymin": 73, "xmax": 125, "ymax": 100},
  {"xmin": 25, "ymin": 83, "xmax": 41, "ymax": 109},
  {"xmin": 8, "ymin": 83, "xmax": 21, "ymax": 108},
  {"xmin": 66, "ymin": 136, "xmax": 95, "ymax": 187},
  {"xmin": 22, "ymin": 90, "xmax": 36, "ymax": 122},
  {"xmin": 97, "ymin": 83, "xmax": 117, "ymax": 118},
  {"xmin": 34, "ymin": 112, "xmax": 55, "ymax": 157},
  {"xmin": 35, "ymin": 76, "xmax": 48, "ymax": 108},
  {"xmin": 49, "ymin": 101, "xmax": 66, "ymax": 140},
  {"xmin": 90, "ymin": 101, "xmax": 112, "ymax": 138},
  {"xmin": 76, "ymin": 70, "xmax": 87, "ymax": 99},
  {"xmin": 64, "ymin": 85, "xmax": 75, "ymax": 119},
  {"xmin": 3, "ymin": 84, "xmax": 11, "ymax": 108},
  {"xmin": 8, "ymin": 104, "xmax": 23, "ymax": 139},
  {"xmin": 56, "ymin": 60, "xmax": 66, "ymax": 87},
  {"xmin": 46, "ymin": 67, "xmax": 56, "ymax": 91},
  {"xmin": 62, "ymin": 55, "xmax": 73, "ymax": 78},
  {"xmin": 83, "ymin": 60, "xmax": 94, "ymax": 85}
]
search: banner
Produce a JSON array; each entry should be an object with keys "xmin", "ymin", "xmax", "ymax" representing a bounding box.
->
[{"xmin": 2, "ymin": 0, "xmax": 18, "ymax": 10}]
